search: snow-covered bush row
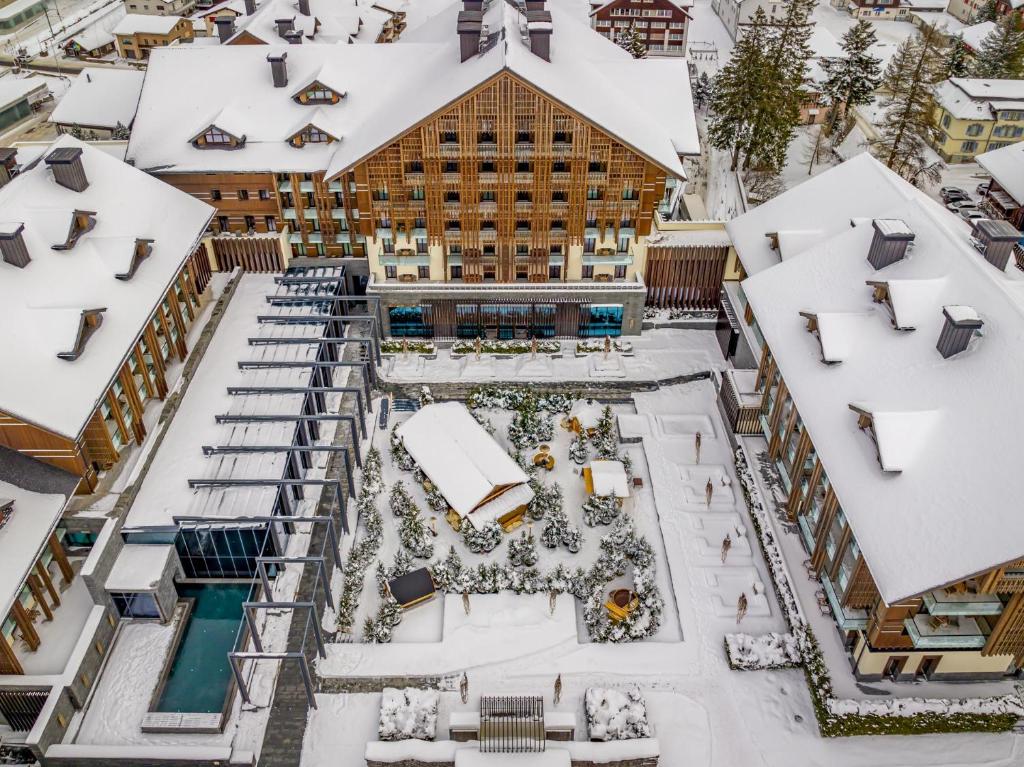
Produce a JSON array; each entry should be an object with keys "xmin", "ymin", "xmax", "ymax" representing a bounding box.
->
[
  {"xmin": 460, "ymin": 518, "xmax": 503, "ymax": 554},
  {"xmin": 582, "ymin": 494, "xmax": 620, "ymax": 527},
  {"xmin": 642, "ymin": 306, "xmax": 717, "ymax": 321},
  {"xmin": 732, "ymin": 447, "xmax": 1024, "ymax": 735},
  {"xmin": 336, "ymin": 448, "xmax": 385, "ymax": 633},
  {"xmin": 378, "ymin": 687, "xmax": 440, "ymax": 741},
  {"xmin": 582, "ymin": 518, "xmax": 664, "ymax": 643},
  {"xmin": 585, "ymin": 687, "xmax": 652, "ymax": 741},
  {"xmin": 725, "ymin": 632, "xmax": 800, "ymax": 670},
  {"xmin": 451, "ymin": 339, "xmax": 560, "ymax": 355},
  {"xmin": 576, "ymin": 338, "xmax": 633, "ymax": 354},
  {"xmin": 389, "ymin": 425, "xmax": 416, "ymax": 471},
  {"xmin": 466, "ymin": 385, "xmax": 578, "ymax": 414},
  {"xmin": 591, "ymin": 405, "xmax": 620, "ymax": 461},
  {"xmin": 430, "ymin": 546, "xmax": 589, "ymax": 598},
  {"xmin": 382, "ymin": 340, "xmax": 436, "ymax": 354},
  {"xmin": 363, "ymin": 594, "xmax": 403, "ymax": 643}
]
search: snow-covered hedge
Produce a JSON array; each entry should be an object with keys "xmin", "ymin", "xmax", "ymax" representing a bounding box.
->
[
  {"xmin": 389, "ymin": 425, "xmax": 415, "ymax": 471},
  {"xmin": 336, "ymin": 448, "xmax": 385, "ymax": 633},
  {"xmin": 585, "ymin": 687, "xmax": 652, "ymax": 741},
  {"xmin": 467, "ymin": 385, "xmax": 578, "ymax": 415},
  {"xmin": 452, "ymin": 339, "xmax": 560, "ymax": 355},
  {"xmin": 725, "ymin": 632, "xmax": 800, "ymax": 670},
  {"xmin": 507, "ymin": 396, "xmax": 554, "ymax": 450},
  {"xmin": 378, "ymin": 687, "xmax": 439, "ymax": 741},
  {"xmin": 430, "ymin": 546, "xmax": 588, "ymax": 598},
  {"xmin": 382, "ymin": 340, "xmax": 436, "ymax": 355},
  {"xmin": 576, "ymin": 339, "xmax": 633, "ymax": 354},
  {"xmin": 732, "ymin": 447, "xmax": 1024, "ymax": 736},
  {"xmin": 507, "ymin": 529, "xmax": 539, "ymax": 568}
]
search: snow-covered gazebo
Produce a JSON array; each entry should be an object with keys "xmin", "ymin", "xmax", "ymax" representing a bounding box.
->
[
  {"xmin": 584, "ymin": 460, "xmax": 629, "ymax": 499},
  {"xmin": 569, "ymin": 400, "xmax": 603, "ymax": 434},
  {"xmin": 397, "ymin": 402, "xmax": 534, "ymax": 531}
]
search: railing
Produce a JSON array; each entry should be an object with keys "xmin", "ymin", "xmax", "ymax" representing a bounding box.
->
[
  {"xmin": 905, "ymin": 615, "xmax": 988, "ymax": 650},
  {"xmin": 719, "ymin": 370, "xmax": 762, "ymax": 436}
]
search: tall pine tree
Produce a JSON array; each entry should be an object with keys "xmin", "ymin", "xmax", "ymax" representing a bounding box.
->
[
  {"xmin": 871, "ymin": 23, "xmax": 946, "ymax": 187},
  {"xmin": 976, "ymin": 0, "xmax": 998, "ymax": 22},
  {"xmin": 819, "ymin": 19, "xmax": 882, "ymax": 134},
  {"xmin": 616, "ymin": 24, "xmax": 648, "ymax": 59},
  {"xmin": 944, "ymin": 34, "xmax": 970, "ymax": 78},
  {"xmin": 970, "ymin": 16, "xmax": 1024, "ymax": 79}
]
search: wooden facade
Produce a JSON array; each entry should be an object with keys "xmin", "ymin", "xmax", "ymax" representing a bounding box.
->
[
  {"xmin": 156, "ymin": 171, "xmax": 281, "ymax": 238},
  {"xmin": 115, "ymin": 18, "xmax": 194, "ymax": 59},
  {"xmin": 644, "ymin": 244, "xmax": 729, "ymax": 309},
  {"xmin": 590, "ymin": 0, "xmax": 690, "ymax": 56},
  {"xmin": 750, "ymin": 342, "xmax": 1024, "ymax": 674},
  {"xmin": 0, "ymin": 252, "xmax": 205, "ymax": 493}
]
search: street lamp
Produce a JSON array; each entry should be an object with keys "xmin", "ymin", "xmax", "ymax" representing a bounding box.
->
[{"xmin": 40, "ymin": 8, "xmax": 65, "ymax": 80}]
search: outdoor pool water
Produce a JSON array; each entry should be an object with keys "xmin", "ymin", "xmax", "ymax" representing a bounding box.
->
[{"xmin": 155, "ymin": 583, "xmax": 251, "ymax": 714}]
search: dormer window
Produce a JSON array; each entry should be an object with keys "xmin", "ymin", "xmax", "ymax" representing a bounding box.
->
[
  {"xmin": 288, "ymin": 124, "xmax": 337, "ymax": 147},
  {"xmin": 191, "ymin": 124, "xmax": 245, "ymax": 150},
  {"xmin": 57, "ymin": 308, "xmax": 106, "ymax": 361},
  {"xmin": 115, "ymin": 239, "xmax": 154, "ymax": 281},
  {"xmin": 52, "ymin": 209, "xmax": 97, "ymax": 251},
  {"xmin": 293, "ymin": 80, "xmax": 344, "ymax": 105}
]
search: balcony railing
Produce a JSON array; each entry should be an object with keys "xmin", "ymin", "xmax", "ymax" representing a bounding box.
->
[
  {"xmin": 921, "ymin": 589, "xmax": 1003, "ymax": 617},
  {"xmin": 905, "ymin": 615, "xmax": 988, "ymax": 650},
  {"xmin": 720, "ymin": 369, "xmax": 762, "ymax": 436}
]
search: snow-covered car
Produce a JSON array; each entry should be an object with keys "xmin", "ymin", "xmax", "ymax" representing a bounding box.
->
[
  {"xmin": 940, "ymin": 186, "xmax": 968, "ymax": 201},
  {"xmin": 976, "ymin": 182, "xmax": 990, "ymax": 195},
  {"xmin": 945, "ymin": 199, "xmax": 976, "ymax": 211},
  {"xmin": 959, "ymin": 208, "xmax": 986, "ymax": 221}
]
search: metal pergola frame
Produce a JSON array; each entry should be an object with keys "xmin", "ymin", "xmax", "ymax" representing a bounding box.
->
[
  {"xmin": 201, "ymin": 444, "xmax": 356, "ymax": 496},
  {"xmin": 224, "ymin": 386, "xmax": 366, "ymax": 435},
  {"xmin": 248, "ymin": 335, "xmax": 382, "ymax": 366},
  {"xmin": 237, "ymin": 357, "xmax": 376, "ymax": 392},
  {"xmin": 229, "ymin": 651, "xmax": 318, "ymax": 709},
  {"xmin": 174, "ymin": 513, "xmax": 345, "ymax": 564},
  {"xmin": 265, "ymin": 292, "xmax": 384, "ymax": 332},
  {"xmin": 213, "ymin": 413, "xmax": 363, "ymax": 467},
  {"xmin": 254, "ymin": 556, "xmax": 336, "ymax": 608},
  {"xmin": 242, "ymin": 601, "xmax": 327, "ymax": 657},
  {"xmin": 182, "ymin": 481, "xmax": 350, "ymax": 533}
]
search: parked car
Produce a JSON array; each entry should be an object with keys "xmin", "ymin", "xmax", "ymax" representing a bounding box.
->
[
  {"xmin": 944, "ymin": 189, "xmax": 970, "ymax": 201},
  {"xmin": 941, "ymin": 186, "xmax": 968, "ymax": 201},
  {"xmin": 976, "ymin": 182, "xmax": 990, "ymax": 195},
  {"xmin": 960, "ymin": 208, "xmax": 986, "ymax": 221},
  {"xmin": 945, "ymin": 201, "xmax": 974, "ymax": 212}
]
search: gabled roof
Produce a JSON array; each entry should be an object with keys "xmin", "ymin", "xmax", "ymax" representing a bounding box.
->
[
  {"xmin": 128, "ymin": 0, "xmax": 695, "ymax": 176},
  {"xmin": 50, "ymin": 68, "xmax": 145, "ymax": 131},
  {"xmin": 0, "ymin": 136, "xmax": 214, "ymax": 440},
  {"xmin": 740, "ymin": 154, "xmax": 1024, "ymax": 604},
  {"xmin": 113, "ymin": 13, "xmax": 185, "ymax": 35},
  {"xmin": 977, "ymin": 140, "xmax": 1024, "ymax": 206}
]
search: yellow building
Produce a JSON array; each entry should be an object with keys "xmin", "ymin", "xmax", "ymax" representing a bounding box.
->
[
  {"xmin": 112, "ymin": 14, "xmax": 193, "ymax": 59},
  {"xmin": 932, "ymin": 78, "xmax": 1024, "ymax": 163}
]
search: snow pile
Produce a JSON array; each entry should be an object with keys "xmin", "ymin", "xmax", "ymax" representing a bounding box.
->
[
  {"xmin": 725, "ymin": 632, "xmax": 801, "ymax": 670},
  {"xmin": 378, "ymin": 687, "xmax": 440, "ymax": 741},
  {"xmin": 828, "ymin": 695, "xmax": 1024, "ymax": 719},
  {"xmin": 585, "ymin": 687, "xmax": 652, "ymax": 741}
]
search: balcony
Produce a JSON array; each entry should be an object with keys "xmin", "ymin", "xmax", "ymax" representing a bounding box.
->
[
  {"xmin": 582, "ymin": 253, "xmax": 631, "ymax": 266},
  {"xmin": 443, "ymin": 200, "xmax": 461, "ymax": 209},
  {"xmin": 551, "ymin": 172, "xmax": 571, "ymax": 182},
  {"xmin": 375, "ymin": 227, "xmax": 392, "ymax": 239},
  {"xmin": 550, "ymin": 199, "xmax": 569, "ymax": 209},
  {"xmin": 515, "ymin": 200, "xmax": 532, "ymax": 211},
  {"xmin": 442, "ymin": 173, "xmax": 460, "ymax": 183},
  {"xmin": 411, "ymin": 227, "xmax": 428, "ymax": 238},
  {"xmin": 477, "ymin": 142, "xmax": 498, "ymax": 155},
  {"xmin": 299, "ymin": 181, "xmax": 314, "ymax": 193},
  {"xmin": 278, "ymin": 180, "xmax": 293, "ymax": 193},
  {"xmin": 405, "ymin": 172, "xmax": 424, "ymax": 182},
  {"xmin": 479, "ymin": 201, "xmax": 497, "ymax": 213},
  {"xmin": 514, "ymin": 142, "xmax": 534, "ymax": 154},
  {"xmin": 514, "ymin": 172, "xmax": 532, "ymax": 183},
  {"xmin": 479, "ymin": 229, "xmax": 497, "ymax": 242},
  {"xmin": 439, "ymin": 143, "xmax": 460, "ymax": 155},
  {"xmin": 619, "ymin": 227, "xmax": 636, "ymax": 239},
  {"xmin": 921, "ymin": 588, "xmax": 1003, "ymax": 617},
  {"xmin": 303, "ymin": 208, "xmax": 318, "ymax": 220},
  {"xmin": 905, "ymin": 614, "xmax": 988, "ymax": 650},
  {"xmin": 327, "ymin": 180, "xmax": 342, "ymax": 192},
  {"xmin": 380, "ymin": 254, "xmax": 430, "ymax": 267},
  {"xmin": 330, "ymin": 209, "xmax": 346, "ymax": 220},
  {"xmin": 820, "ymin": 573, "xmax": 868, "ymax": 631},
  {"xmin": 283, "ymin": 207, "xmax": 297, "ymax": 219},
  {"xmin": 587, "ymin": 172, "xmax": 605, "ymax": 181},
  {"xmin": 552, "ymin": 142, "xmax": 573, "ymax": 153},
  {"xmin": 479, "ymin": 172, "xmax": 498, "ymax": 184},
  {"xmin": 720, "ymin": 369, "xmax": 762, "ymax": 436}
]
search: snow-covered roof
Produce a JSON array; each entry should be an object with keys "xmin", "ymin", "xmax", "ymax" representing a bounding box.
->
[
  {"xmin": 62, "ymin": 26, "xmax": 115, "ymax": 51},
  {"xmin": 105, "ymin": 544, "xmax": 174, "ymax": 591},
  {"xmin": 0, "ymin": 136, "xmax": 213, "ymax": 440},
  {"xmin": 397, "ymin": 402, "xmax": 531, "ymax": 522},
  {"xmin": 589, "ymin": 460, "xmax": 629, "ymax": 498},
  {"xmin": 225, "ymin": 0, "xmax": 386, "ymax": 45},
  {"xmin": 741, "ymin": 153, "xmax": 1024, "ymax": 604},
  {"xmin": 960, "ymin": 20, "xmax": 994, "ymax": 50},
  {"xmin": 128, "ymin": 1, "xmax": 694, "ymax": 176},
  {"xmin": 123, "ymin": 273, "xmax": 335, "ymax": 529},
  {"xmin": 50, "ymin": 68, "xmax": 145, "ymax": 130},
  {"xmin": 570, "ymin": 401, "xmax": 603, "ymax": 430},
  {"xmin": 0, "ymin": 477, "xmax": 68, "ymax": 619},
  {"xmin": 948, "ymin": 77, "xmax": 1024, "ymax": 102},
  {"xmin": 933, "ymin": 79, "xmax": 989, "ymax": 120},
  {"xmin": 977, "ymin": 140, "xmax": 1024, "ymax": 206},
  {"xmin": 113, "ymin": 13, "xmax": 186, "ymax": 35},
  {"xmin": 0, "ymin": 75, "xmax": 47, "ymax": 110}
]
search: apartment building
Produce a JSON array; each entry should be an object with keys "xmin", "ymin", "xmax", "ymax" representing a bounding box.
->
[
  {"xmin": 589, "ymin": 0, "xmax": 691, "ymax": 56},
  {"xmin": 932, "ymin": 78, "xmax": 1024, "ymax": 163},
  {"xmin": 722, "ymin": 154, "xmax": 1024, "ymax": 682},
  {"xmin": 123, "ymin": 0, "xmax": 196, "ymax": 16},
  {"xmin": 202, "ymin": 0, "xmax": 403, "ymax": 44},
  {"xmin": 127, "ymin": 0, "xmax": 700, "ymax": 338},
  {"xmin": 0, "ymin": 137, "xmax": 214, "ymax": 494},
  {"xmin": 112, "ymin": 14, "xmax": 193, "ymax": 58},
  {"xmin": 710, "ymin": 0, "xmax": 785, "ymax": 40}
]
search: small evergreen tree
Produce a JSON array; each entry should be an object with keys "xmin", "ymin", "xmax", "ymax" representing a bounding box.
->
[
  {"xmin": 69, "ymin": 123, "xmax": 85, "ymax": 140},
  {"xmin": 591, "ymin": 406, "xmax": 618, "ymax": 460},
  {"xmin": 111, "ymin": 121, "xmax": 131, "ymax": 140},
  {"xmin": 819, "ymin": 20, "xmax": 881, "ymax": 134},
  {"xmin": 871, "ymin": 23, "xmax": 947, "ymax": 187},
  {"xmin": 582, "ymin": 494, "xmax": 620, "ymax": 527},
  {"xmin": 540, "ymin": 506, "xmax": 583, "ymax": 553},
  {"xmin": 945, "ymin": 34, "xmax": 971, "ymax": 78},
  {"xmin": 569, "ymin": 433, "xmax": 589, "ymax": 465},
  {"xmin": 527, "ymin": 480, "xmax": 563, "ymax": 521},
  {"xmin": 399, "ymin": 510, "xmax": 435, "ymax": 559},
  {"xmin": 616, "ymin": 23, "xmax": 648, "ymax": 59},
  {"xmin": 390, "ymin": 424, "xmax": 415, "ymax": 471},
  {"xmin": 691, "ymin": 71, "xmax": 712, "ymax": 110},
  {"xmin": 418, "ymin": 385, "xmax": 435, "ymax": 407},
  {"xmin": 508, "ymin": 529, "xmax": 539, "ymax": 568},
  {"xmin": 970, "ymin": 16, "xmax": 1024, "ymax": 79},
  {"xmin": 389, "ymin": 480, "xmax": 415, "ymax": 517},
  {"xmin": 976, "ymin": 0, "xmax": 998, "ymax": 22},
  {"xmin": 460, "ymin": 518, "xmax": 503, "ymax": 554},
  {"xmin": 430, "ymin": 546, "xmax": 466, "ymax": 591}
]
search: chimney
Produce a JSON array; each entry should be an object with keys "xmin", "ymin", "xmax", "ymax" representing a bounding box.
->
[
  {"xmin": 0, "ymin": 223, "xmax": 30, "ymax": 268},
  {"xmin": 867, "ymin": 218, "xmax": 914, "ymax": 270},
  {"xmin": 463, "ymin": 0, "xmax": 482, "ymax": 8},
  {"xmin": 244, "ymin": 0, "xmax": 255, "ymax": 13},
  {"xmin": 215, "ymin": 15, "xmax": 236, "ymax": 42},
  {"xmin": 284, "ymin": 29, "xmax": 302, "ymax": 44},
  {"xmin": 276, "ymin": 16, "xmax": 294, "ymax": 36},
  {"xmin": 526, "ymin": 10, "xmax": 552, "ymax": 61},
  {"xmin": 0, "ymin": 147, "xmax": 17, "ymax": 188},
  {"xmin": 525, "ymin": 0, "xmax": 545, "ymax": 9},
  {"xmin": 457, "ymin": 10, "xmax": 482, "ymax": 62},
  {"xmin": 267, "ymin": 52, "xmax": 288, "ymax": 87},
  {"xmin": 45, "ymin": 147, "xmax": 88, "ymax": 192},
  {"xmin": 937, "ymin": 305, "xmax": 982, "ymax": 359},
  {"xmin": 971, "ymin": 218, "xmax": 1019, "ymax": 272},
  {"xmin": 297, "ymin": 0, "xmax": 309, "ymax": 14}
]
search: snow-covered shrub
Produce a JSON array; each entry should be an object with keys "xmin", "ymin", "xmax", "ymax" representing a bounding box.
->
[
  {"xmin": 382, "ymin": 340, "xmax": 436, "ymax": 354},
  {"xmin": 471, "ymin": 408, "xmax": 496, "ymax": 435},
  {"xmin": 725, "ymin": 633, "xmax": 801, "ymax": 670},
  {"xmin": 378, "ymin": 687, "xmax": 440, "ymax": 741},
  {"xmin": 591, "ymin": 405, "xmax": 619, "ymax": 460},
  {"xmin": 569, "ymin": 433, "xmax": 589, "ymax": 465},
  {"xmin": 364, "ymin": 594, "xmax": 402, "ymax": 643},
  {"xmin": 390, "ymin": 425, "xmax": 415, "ymax": 471},
  {"xmin": 389, "ymin": 481, "xmax": 415, "ymax": 518},
  {"xmin": 582, "ymin": 494, "xmax": 620, "ymax": 527},
  {"xmin": 585, "ymin": 687, "xmax": 652, "ymax": 741},
  {"xmin": 576, "ymin": 339, "xmax": 633, "ymax": 354},
  {"xmin": 527, "ymin": 480, "xmax": 563, "ymax": 521},
  {"xmin": 336, "ymin": 448, "xmax": 385, "ymax": 633},
  {"xmin": 400, "ymin": 511, "xmax": 435, "ymax": 559},
  {"xmin": 423, "ymin": 484, "xmax": 448, "ymax": 513},
  {"xmin": 452, "ymin": 339, "xmax": 560, "ymax": 355},
  {"xmin": 429, "ymin": 546, "xmax": 466, "ymax": 592},
  {"xmin": 377, "ymin": 549, "xmax": 415, "ymax": 597},
  {"xmin": 540, "ymin": 506, "xmax": 583, "ymax": 554},
  {"xmin": 507, "ymin": 396, "xmax": 553, "ymax": 450},
  {"xmin": 418, "ymin": 386, "xmax": 435, "ymax": 407},
  {"xmin": 507, "ymin": 529, "xmax": 539, "ymax": 568},
  {"xmin": 460, "ymin": 518, "xmax": 503, "ymax": 554},
  {"xmin": 466, "ymin": 386, "xmax": 577, "ymax": 415}
]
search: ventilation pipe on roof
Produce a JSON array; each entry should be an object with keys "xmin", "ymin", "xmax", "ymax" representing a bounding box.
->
[
  {"xmin": 937, "ymin": 305, "xmax": 982, "ymax": 359},
  {"xmin": 0, "ymin": 223, "xmax": 29, "ymax": 268},
  {"xmin": 0, "ymin": 148, "xmax": 16, "ymax": 188},
  {"xmin": 298, "ymin": 0, "xmax": 310, "ymax": 15},
  {"xmin": 244, "ymin": 0, "xmax": 256, "ymax": 13},
  {"xmin": 276, "ymin": 16, "xmax": 295, "ymax": 36},
  {"xmin": 526, "ymin": 10, "xmax": 552, "ymax": 61},
  {"xmin": 45, "ymin": 147, "xmax": 88, "ymax": 192},
  {"xmin": 215, "ymin": 15, "xmax": 236, "ymax": 42},
  {"xmin": 284, "ymin": 29, "xmax": 302, "ymax": 43},
  {"xmin": 867, "ymin": 219, "xmax": 915, "ymax": 270},
  {"xmin": 525, "ymin": 0, "xmax": 545, "ymax": 9},
  {"xmin": 267, "ymin": 52, "xmax": 288, "ymax": 87},
  {"xmin": 463, "ymin": 0, "xmax": 482, "ymax": 8},
  {"xmin": 457, "ymin": 9, "xmax": 482, "ymax": 62},
  {"xmin": 970, "ymin": 218, "xmax": 1019, "ymax": 272}
]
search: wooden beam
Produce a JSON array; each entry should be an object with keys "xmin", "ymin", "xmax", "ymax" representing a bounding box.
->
[
  {"xmin": 49, "ymin": 533, "xmax": 74, "ymax": 584},
  {"xmin": 35, "ymin": 560, "xmax": 60, "ymax": 606},
  {"xmin": 0, "ymin": 630, "xmax": 23, "ymax": 675},
  {"xmin": 25, "ymin": 576, "xmax": 52, "ymax": 621},
  {"xmin": 11, "ymin": 600, "xmax": 39, "ymax": 650}
]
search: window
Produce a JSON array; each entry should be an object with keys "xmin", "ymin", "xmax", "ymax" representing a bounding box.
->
[
  {"xmin": 549, "ymin": 264, "xmax": 562, "ymax": 279},
  {"xmin": 614, "ymin": 264, "xmax": 627, "ymax": 279},
  {"xmin": 258, "ymin": 189, "xmax": 270, "ymax": 200},
  {"xmin": 210, "ymin": 189, "xmax": 222, "ymax": 200},
  {"xmin": 941, "ymin": 114, "xmax": 951, "ymax": 129},
  {"xmin": 411, "ymin": 186, "xmax": 425, "ymax": 200},
  {"xmin": 582, "ymin": 265, "xmax": 594, "ymax": 279},
  {"xmin": 373, "ymin": 186, "xmax": 389, "ymax": 201},
  {"xmin": 478, "ymin": 131, "xmax": 495, "ymax": 144},
  {"xmin": 218, "ymin": 215, "xmax": 229, "ymax": 232},
  {"xmin": 406, "ymin": 160, "xmax": 424, "ymax": 173},
  {"xmin": 265, "ymin": 216, "xmax": 277, "ymax": 231},
  {"xmin": 552, "ymin": 161, "xmax": 568, "ymax": 173},
  {"xmin": 111, "ymin": 592, "xmax": 161, "ymax": 619},
  {"xmin": 202, "ymin": 127, "xmax": 233, "ymax": 145},
  {"xmin": 516, "ymin": 220, "xmax": 530, "ymax": 231},
  {"xmin": 965, "ymin": 123, "xmax": 984, "ymax": 137},
  {"xmin": 415, "ymin": 238, "xmax": 428, "ymax": 254},
  {"xmin": 515, "ymin": 130, "xmax": 533, "ymax": 143},
  {"xmin": 300, "ymin": 126, "xmax": 331, "ymax": 144},
  {"xmin": 301, "ymin": 86, "xmax": 336, "ymax": 103},
  {"xmin": 960, "ymin": 140, "xmax": 978, "ymax": 152},
  {"xmin": 516, "ymin": 161, "xmax": 531, "ymax": 173},
  {"xmin": 552, "ymin": 130, "xmax": 571, "ymax": 144},
  {"xmin": 385, "ymin": 265, "xmax": 397, "ymax": 279},
  {"xmin": 451, "ymin": 265, "xmax": 463, "ymax": 278},
  {"xmin": 444, "ymin": 161, "xmax": 459, "ymax": 173},
  {"xmin": 381, "ymin": 238, "xmax": 394, "ymax": 254},
  {"xmin": 482, "ymin": 220, "xmax": 496, "ymax": 230},
  {"xmin": 480, "ymin": 191, "xmax": 496, "ymax": 202},
  {"xmin": 516, "ymin": 191, "xmax": 531, "ymax": 202},
  {"xmin": 622, "ymin": 186, "xmax": 638, "ymax": 200},
  {"xmin": 417, "ymin": 265, "xmax": 430, "ymax": 279},
  {"xmin": 445, "ymin": 191, "xmax": 460, "ymax": 203},
  {"xmin": 587, "ymin": 187, "xmax": 601, "ymax": 200},
  {"xmin": 441, "ymin": 130, "xmax": 458, "ymax": 144},
  {"xmin": 237, "ymin": 189, "xmax": 249, "ymax": 200},
  {"xmin": 584, "ymin": 237, "xmax": 596, "ymax": 254},
  {"xmin": 480, "ymin": 161, "xmax": 497, "ymax": 173},
  {"xmin": 244, "ymin": 215, "xmax": 255, "ymax": 231}
]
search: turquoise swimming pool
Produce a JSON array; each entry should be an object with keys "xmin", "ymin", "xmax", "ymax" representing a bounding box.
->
[{"xmin": 155, "ymin": 583, "xmax": 251, "ymax": 714}]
